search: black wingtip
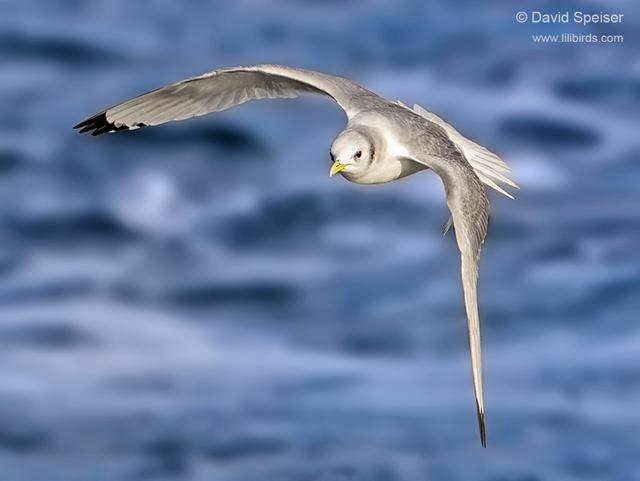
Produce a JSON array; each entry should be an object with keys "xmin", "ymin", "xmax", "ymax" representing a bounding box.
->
[
  {"xmin": 476, "ymin": 401, "xmax": 487, "ymax": 448},
  {"xmin": 73, "ymin": 112, "xmax": 137, "ymax": 136}
]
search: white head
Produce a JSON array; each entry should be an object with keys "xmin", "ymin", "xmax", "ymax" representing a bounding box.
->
[{"xmin": 329, "ymin": 128, "xmax": 375, "ymax": 181}]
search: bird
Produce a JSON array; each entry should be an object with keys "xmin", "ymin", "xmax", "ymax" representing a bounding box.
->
[{"xmin": 74, "ymin": 64, "xmax": 518, "ymax": 447}]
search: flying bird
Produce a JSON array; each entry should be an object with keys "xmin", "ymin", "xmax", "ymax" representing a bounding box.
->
[{"xmin": 74, "ymin": 64, "xmax": 518, "ymax": 447}]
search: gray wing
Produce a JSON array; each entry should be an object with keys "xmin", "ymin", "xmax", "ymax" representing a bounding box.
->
[
  {"xmin": 74, "ymin": 64, "xmax": 379, "ymax": 135},
  {"xmin": 446, "ymin": 163, "xmax": 489, "ymax": 449},
  {"xmin": 399, "ymin": 114, "xmax": 489, "ymax": 448}
]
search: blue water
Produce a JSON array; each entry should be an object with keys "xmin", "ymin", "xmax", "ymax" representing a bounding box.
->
[{"xmin": 1, "ymin": 1, "xmax": 639, "ymax": 480}]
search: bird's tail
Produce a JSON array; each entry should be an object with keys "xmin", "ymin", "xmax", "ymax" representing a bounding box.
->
[{"xmin": 396, "ymin": 100, "xmax": 518, "ymax": 199}]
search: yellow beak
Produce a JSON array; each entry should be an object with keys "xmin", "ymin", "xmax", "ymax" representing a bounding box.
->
[{"xmin": 329, "ymin": 160, "xmax": 347, "ymax": 177}]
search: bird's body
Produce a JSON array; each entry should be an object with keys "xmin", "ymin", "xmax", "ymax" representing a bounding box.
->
[{"xmin": 75, "ymin": 64, "xmax": 518, "ymax": 447}]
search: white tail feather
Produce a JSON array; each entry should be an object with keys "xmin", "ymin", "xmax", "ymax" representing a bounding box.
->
[
  {"xmin": 397, "ymin": 101, "xmax": 518, "ymax": 198},
  {"xmin": 476, "ymin": 173, "xmax": 514, "ymax": 199}
]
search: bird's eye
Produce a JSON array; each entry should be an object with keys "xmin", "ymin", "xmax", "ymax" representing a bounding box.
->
[
  {"xmin": 330, "ymin": 152, "xmax": 335, "ymax": 162},
  {"xmin": 355, "ymin": 150, "xmax": 362, "ymax": 159}
]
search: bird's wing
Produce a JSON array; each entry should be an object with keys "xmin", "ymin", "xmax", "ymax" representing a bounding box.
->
[
  {"xmin": 396, "ymin": 101, "xmax": 518, "ymax": 199},
  {"xmin": 448, "ymin": 173, "xmax": 488, "ymax": 449},
  {"xmin": 75, "ymin": 64, "xmax": 379, "ymax": 135},
  {"xmin": 400, "ymin": 116, "xmax": 489, "ymax": 447}
]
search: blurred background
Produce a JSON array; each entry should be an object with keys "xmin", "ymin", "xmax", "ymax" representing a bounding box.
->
[{"xmin": 1, "ymin": 0, "xmax": 639, "ymax": 479}]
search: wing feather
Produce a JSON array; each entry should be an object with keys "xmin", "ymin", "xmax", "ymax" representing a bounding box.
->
[
  {"xmin": 444, "ymin": 163, "xmax": 489, "ymax": 448},
  {"xmin": 75, "ymin": 65, "xmax": 377, "ymax": 135}
]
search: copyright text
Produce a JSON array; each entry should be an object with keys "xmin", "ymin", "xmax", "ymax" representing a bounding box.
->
[{"xmin": 516, "ymin": 11, "xmax": 624, "ymax": 25}]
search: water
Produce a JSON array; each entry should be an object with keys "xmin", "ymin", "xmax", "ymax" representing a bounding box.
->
[{"xmin": 1, "ymin": 0, "xmax": 639, "ymax": 479}]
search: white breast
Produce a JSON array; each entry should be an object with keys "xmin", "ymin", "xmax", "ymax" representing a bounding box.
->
[{"xmin": 384, "ymin": 131, "xmax": 411, "ymax": 159}]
